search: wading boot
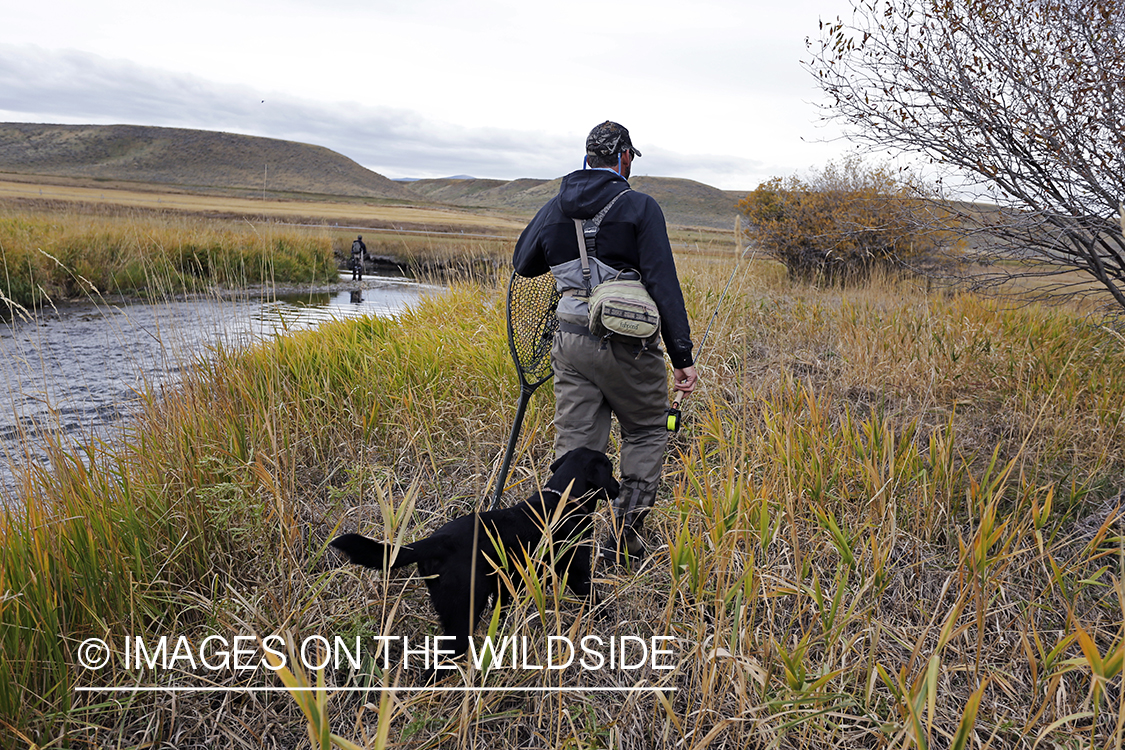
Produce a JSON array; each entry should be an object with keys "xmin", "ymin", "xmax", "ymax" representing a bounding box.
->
[{"xmin": 600, "ymin": 481, "xmax": 655, "ymax": 568}]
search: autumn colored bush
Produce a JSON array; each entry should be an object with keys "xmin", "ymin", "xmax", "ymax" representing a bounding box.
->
[{"xmin": 739, "ymin": 157, "xmax": 953, "ymax": 282}]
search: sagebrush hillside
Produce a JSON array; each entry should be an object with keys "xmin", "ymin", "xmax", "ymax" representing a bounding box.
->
[
  {"xmin": 0, "ymin": 122, "xmax": 750, "ymax": 228},
  {"xmin": 0, "ymin": 123, "xmax": 419, "ymax": 201}
]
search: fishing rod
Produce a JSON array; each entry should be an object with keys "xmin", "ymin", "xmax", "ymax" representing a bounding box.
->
[{"xmin": 666, "ymin": 216, "xmax": 753, "ymax": 432}]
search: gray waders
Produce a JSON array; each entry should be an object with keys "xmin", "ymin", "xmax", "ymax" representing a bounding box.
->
[{"xmin": 552, "ymin": 327, "xmax": 667, "ymax": 558}]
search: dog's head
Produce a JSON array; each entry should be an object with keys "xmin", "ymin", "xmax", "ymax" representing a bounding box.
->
[{"xmin": 546, "ymin": 448, "xmax": 620, "ymax": 507}]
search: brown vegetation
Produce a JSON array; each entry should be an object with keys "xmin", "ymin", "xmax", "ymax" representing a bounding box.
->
[
  {"xmin": 739, "ymin": 157, "xmax": 954, "ymax": 282},
  {"xmin": 809, "ymin": 0, "xmax": 1125, "ymax": 310},
  {"xmin": 3, "ymin": 239, "xmax": 1125, "ymax": 747}
]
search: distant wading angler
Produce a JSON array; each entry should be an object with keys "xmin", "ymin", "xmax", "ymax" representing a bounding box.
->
[
  {"xmin": 350, "ymin": 235, "xmax": 368, "ymax": 280},
  {"xmin": 512, "ymin": 121, "xmax": 698, "ymax": 565}
]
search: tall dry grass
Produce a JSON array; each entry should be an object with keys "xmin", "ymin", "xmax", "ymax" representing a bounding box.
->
[
  {"xmin": 0, "ymin": 208, "xmax": 338, "ymax": 311},
  {"xmin": 2, "ymin": 243, "xmax": 1124, "ymax": 748}
]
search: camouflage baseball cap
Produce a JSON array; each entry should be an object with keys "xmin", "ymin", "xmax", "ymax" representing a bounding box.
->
[{"xmin": 586, "ymin": 121, "xmax": 642, "ymax": 158}]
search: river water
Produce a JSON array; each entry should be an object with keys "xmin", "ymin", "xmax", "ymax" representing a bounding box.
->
[{"xmin": 0, "ymin": 272, "xmax": 433, "ymax": 495}]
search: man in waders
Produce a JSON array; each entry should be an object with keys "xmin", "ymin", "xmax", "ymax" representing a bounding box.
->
[
  {"xmin": 512, "ymin": 121, "xmax": 698, "ymax": 566},
  {"xmin": 350, "ymin": 235, "xmax": 368, "ymax": 280}
]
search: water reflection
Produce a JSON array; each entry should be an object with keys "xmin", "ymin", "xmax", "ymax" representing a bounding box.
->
[
  {"xmin": 0, "ymin": 273, "xmax": 434, "ymax": 495},
  {"xmin": 248, "ymin": 274, "xmax": 428, "ymax": 331}
]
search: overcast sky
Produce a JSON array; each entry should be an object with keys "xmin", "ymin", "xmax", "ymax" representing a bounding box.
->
[{"xmin": 0, "ymin": 0, "xmax": 852, "ymax": 191}]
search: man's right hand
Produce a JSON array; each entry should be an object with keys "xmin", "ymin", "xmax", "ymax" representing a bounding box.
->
[{"xmin": 672, "ymin": 366, "xmax": 698, "ymax": 398}]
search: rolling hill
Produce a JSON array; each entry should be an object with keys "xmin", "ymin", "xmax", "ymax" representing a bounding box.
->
[
  {"xmin": 0, "ymin": 123, "xmax": 419, "ymax": 201},
  {"xmin": 0, "ymin": 123, "xmax": 749, "ymax": 228},
  {"xmin": 408, "ymin": 175, "xmax": 745, "ymax": 229}
]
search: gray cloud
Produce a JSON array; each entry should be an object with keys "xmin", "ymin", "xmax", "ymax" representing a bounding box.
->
[{"xmin": 0, "ymin": 44, "xmax": 762, "ymax": 187}]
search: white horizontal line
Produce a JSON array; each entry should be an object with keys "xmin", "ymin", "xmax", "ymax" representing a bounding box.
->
[{"xmin": 77, "ymin": 686, "xmax": 675, "ymax": 694}]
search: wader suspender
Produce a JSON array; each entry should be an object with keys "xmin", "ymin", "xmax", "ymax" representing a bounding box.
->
[{"xmin": 572, "ymin": 189, "xmax": 630, "ymax": 298}]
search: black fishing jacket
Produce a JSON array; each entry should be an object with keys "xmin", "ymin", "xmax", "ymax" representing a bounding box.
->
[{"xmin": 512, "ymin": 169, "xmax": 694, "ymax": 369}]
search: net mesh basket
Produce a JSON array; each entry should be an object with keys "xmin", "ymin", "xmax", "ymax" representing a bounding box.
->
[{"xmin": 506, "ymin": 271, "xmax": 560, "ymax": 389}]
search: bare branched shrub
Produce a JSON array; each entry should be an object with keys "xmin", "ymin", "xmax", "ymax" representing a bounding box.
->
[{"xmin": 808, "ymin": 0, "xmax": 1125, "ymax": 308}]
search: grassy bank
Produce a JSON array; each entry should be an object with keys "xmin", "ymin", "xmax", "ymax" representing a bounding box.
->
[
  {"xmin": 0, "ymin": 208, "xmax": 339, "ymax": 310},
  {"xmin": 2, "ymin": 251, "xmax": 1125, "ymax": 748}
]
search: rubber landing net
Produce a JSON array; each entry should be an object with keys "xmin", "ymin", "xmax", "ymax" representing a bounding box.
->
[{"xmin": 490, "ymin": 271, "xmax": 560, "ymax": 508}]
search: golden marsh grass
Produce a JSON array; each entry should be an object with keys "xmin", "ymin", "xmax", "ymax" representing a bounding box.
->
[
  {"xmin": 0, "ymin": 178, "xmax": 527, "ymax": 232},
  {"xmin": 0, "ymin": 206, "xmax": 342, "ymax": 311}
]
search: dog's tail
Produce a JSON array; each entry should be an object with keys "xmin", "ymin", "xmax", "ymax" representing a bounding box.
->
[{"xmin": 330, "ymin": 533, "xmax": 439, "ymax": 570}]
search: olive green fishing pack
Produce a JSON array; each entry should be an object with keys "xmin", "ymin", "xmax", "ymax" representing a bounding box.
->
[{"xmin": 572, "ymin": 192, "xmax": 660, "ymax": 340}]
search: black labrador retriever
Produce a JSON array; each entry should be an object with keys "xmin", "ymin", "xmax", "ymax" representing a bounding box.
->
[{"xmin": 330, "ymin": 447, "xmax": 619, "ymax": 657}]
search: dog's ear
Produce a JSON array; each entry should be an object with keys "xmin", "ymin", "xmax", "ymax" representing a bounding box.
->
[
  {"xmin": 550, "ymin": 447, "xmax": 582, "ymax": 473},
  {"xmin": 595, "ymin": 456, "xmax": 620, "ymax": 499},
  {"xmin": 548, "ymin": 449, "xmax": 588, "ymax": 496},
  {"xmin": 554, "ymin": 447, "xmax": 604, "ymax": 473}
]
